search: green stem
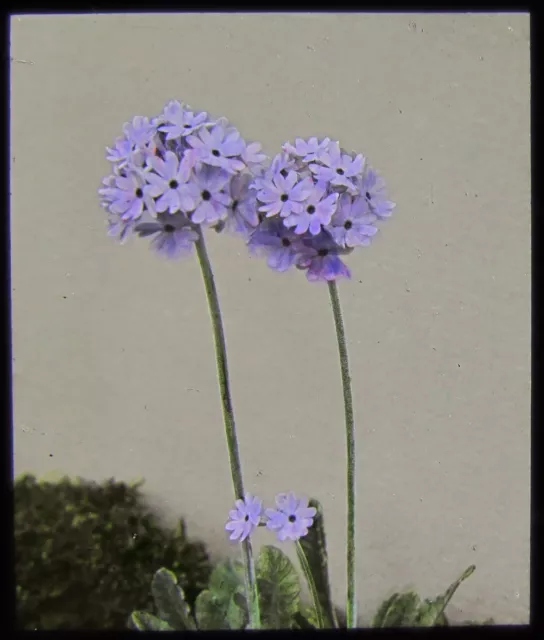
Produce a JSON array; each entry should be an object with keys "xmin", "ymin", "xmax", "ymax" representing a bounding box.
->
[
  {"xmin": 327, "ymin": 281, "xmax": 356, "ymax": 628},
  {"xmin": 295, "ymin": 541, "xmax": 325, "ymax": 629},
  {"xmin": 195, "ymin": 231, "xmax": 261, "ymax": 630}
]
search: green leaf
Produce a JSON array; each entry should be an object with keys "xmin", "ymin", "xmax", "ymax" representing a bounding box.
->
[
  {"xmin": 128, "ymin": 611, "xmax": 174, "ymax": 631},
  {"xmin": 372, "ymin": 565, "xmax": 476, "ymax": 628},
  {"xmin": 256, "ymin": 545, "xmax": 300, "ymax": 629},
  {"xmin": 293, "ymin": 610, "xmax": 316, "ymax": 629},
  {"xmin": 208, "ymin": 557, "xmax": 246, "ymax": 601},
  {"xmin": 413, "ymin": 565, "xmax": 476, "ymax": 626},
  {"xmin": 297, "ymin": 499, "xmax": 337, "ymax": 627},
  {"xmin": 194, "ymin": 559, "xmax": 247, "ymax": 630},
  {"xmin": 151, "ymin": 567, "xmax": 196, "ymax": 630},
  {"xmin": 372, "ymin": 592, "xmax": 421, "ymax": 627}
]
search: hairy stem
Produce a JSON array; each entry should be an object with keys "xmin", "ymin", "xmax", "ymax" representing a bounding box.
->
[
  {"xmin": 195, "ymin": 231, "xmax": 261, "ymax": 629},
  {"xmin": 328, "ymin": 280, "xmax": 356, "ymax": 628}
]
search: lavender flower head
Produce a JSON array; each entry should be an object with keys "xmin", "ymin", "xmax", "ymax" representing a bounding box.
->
[
  {"xmin": 225, "ymin": 494, "xmax": 263, "ymax": 542},
  {"xmin": 99, "ymin": 100, "xmax": 268, "ymax": 258},
  {"xmin": 247, "ymin": 137, "xmax": 395, "ymax": 281},
  {"xmin": 265, "ymin": 492, "xmax": 317, "ymax": 542}
]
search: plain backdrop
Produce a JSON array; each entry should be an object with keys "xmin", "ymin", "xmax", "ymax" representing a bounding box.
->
[{"xmin": 11, "ymin": 13, "xmax": 530, "ymax": 625}]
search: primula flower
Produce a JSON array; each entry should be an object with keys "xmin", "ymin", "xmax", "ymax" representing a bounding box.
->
[
  {"xmin": 248, "ymin": 217, "xmax": 306, "ymax": 272},
  {"xmin": 282, "ymin": 137, "xmax": 331, "ymax": 163},
  {"xmin": 99, "ymin": 100, "xmax": 268, "ymax": 257},
  {"xmin": 225, "ymin": 173, "xmax": 260, "ymax": 236},
  {"xmin": 256, "ymin": 171, "xmax": 313, "ymax": 218},
  {"xmin": 225, "ymin": 494, "xmax": 263, "ymax": 542},
  {"xmin": 187, "ymin": 120, "xmax": 246, "ymax": 174},
  {"xmin": 298, "ymin": 233, "xmax": 352, "ymax": 282},
  {"xmin": 134, "ymin": 213, "xmax": 198, "ymax": 259},
  {"xmin": 247, "ymin": 137, "xmax": 394, "ymax": 282},
  {"xmin": 157, "ymin": 100, "xmax": 211, "ymax": 139},
  {"xmin": 265, "ymin": 492, "xmax": 317, "ymax": 542},
  {"xmin": 99, "ymin": 171, "xmax": 155, "ymax": 221},
  {"xmin": 190, "ymin": 165, "xmax": 232, "ymax": 225},
  {"xmin": 329, "ymin": 193, "xmax": 378, "ymax": 248},
  {"xmin": 359, "ymin": 167, "xmax": 396, "ymax": 218},
  {"xmin": 283, "ymin": 181, "xmax": 338, "ymax": 236},
  {"xmin": 309, "ymin": 142, "xmax": 364, "ymax": 193}
]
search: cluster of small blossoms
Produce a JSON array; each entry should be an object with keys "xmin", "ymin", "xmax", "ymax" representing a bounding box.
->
[
  {"xmin": 98, "ymin": 100, "xmax": 268, "ymax": 258},
  {"xmin": 246, "ymin": 137, "xmax": 396, "ymax": 282},
  {"xmin": 225, "ymin": 492, "xmax": 317, "ymax": 543}
]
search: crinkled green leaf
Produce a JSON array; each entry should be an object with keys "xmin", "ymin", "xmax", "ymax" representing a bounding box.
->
[
  {"xmin": 128, "ymin": 611, "xmax": 173, "ymax": 631},
  {"xmin": 372, "ymin": 592, "xmax": 421, "ymax": 627},
  {"xmin": 194, "ymin": 559, "xmax": 247, "ymax": 630},
  {"xmin": 256, "ymin": 545, "xmax": 300, "ymax": 629},
  {"xmin": 151, "ymin": 568, "xmax": 195, "ymax": 630},
  {"xmin": 297, "ymin": 499, "xmax": 337, "ymax": 628},
  {"xmin": 413, "ymin": 565, "xmax": 476, "ymax": 626}
]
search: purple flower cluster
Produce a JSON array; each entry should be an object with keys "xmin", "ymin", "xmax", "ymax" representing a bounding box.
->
[
  {"xmin": 246, "ymin": 137, "xmax": 395, "ymax": 282},
  {"xmin": 99, "ymin": 101, "xmax": 268, "ymax": 258},
  {"xmin": 225, "ymin": 492, "xmax": 317, "ymax": 543}
]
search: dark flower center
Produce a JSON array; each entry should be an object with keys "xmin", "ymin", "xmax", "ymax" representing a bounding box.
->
[
  {"xmin": 169, "ymin": 180, "xmax": 179, "ymax": 189},
  {"xmin": 201, "ymin": 190, "xmax": 212, "ymax": 201},
  {"xmin": 212, "ymin": 149, "xmax": 221, "ymax": 157},
  {"xmin": 288, "ymin": 515, "xmax": 297, "ymax": 523},
  {"xmin": 135, "ymin": 188, "xmax": 144, "ymax": 199},
  {"xmin": 336, "ymin": 168, "xmax": 345, "ymax": 175},
  {"xmin": 366, "ymin": 191, "xmax": 372, "ymax": 200},
  {"xmin": 318, "ymin": 248, "xmax": 329, "ymax": 257},
  {"xmin": 163, "ymin": 224, "xmax": 175, "ymax": 233},
  {"xmin": 232, "ymin": 199, "xmax": 239, "ymax": 211},
  {"xmin": 281, "ymin": 238, "xmax": 291, "ymax": 247},
  {"xmin": 306, "ymin": 205, "xmax": 316, "ymax": 215},
  {"xmin": 244, "ymin": 515, "xmax": 249, "ymax": 522},
  {"xmin": 184, "ymin": 124, "xmax": 192, "ymax": 129},
  {"xmin": 280, "ymin": 194, "xmax": 289, "ymax": 202},
  {"xmin": 344, "ymin": 220, "xmax": 353, "ymax": 230},
  {"xmin": 280, "ymin": 169, "xmax": 289, "ymax": 178}
]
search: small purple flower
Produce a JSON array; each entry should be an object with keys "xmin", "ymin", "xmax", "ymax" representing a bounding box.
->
[
  {"xmin": 225, "ymin": 494, "xmax": 263, "ymax": 542},
  {"xmin": 157, "ymin": 100, "xmax": 211, "ymax": 139},
  {"xmin": 106, "ymin": 137, "xmax": 134, "ymax": 165},
  {"xmin": 187, "ymin": 121, "xmax": 246, "ymax": 173},
  {"xmin": 248, "ymin": 218, "xmax": 306, "ymax": 272},
  {"xmin": 225, "ymin": 173, "xmax": 260, "ymax": 236},
  {"xmin": 360, "ymin": 167, "xmax": 396, "ymax": 218},
  {"xmin": 134, "ymin": 213, "xmax": 198, "ymax": 259},
  {"xmin": 257, "ymin": 171, "xmax": 313, "ymax": 218},
  {"xmin": 190, "ymin": 165, "xmax": 232, "ymax": 225},
  {"xmin": 242, "ymin": 142, "xmax": 268, "ymax": 172},
  {"xmin": 298, "ymin": 234, "xmax": 351, "ymax": 282},
  {"xmin": 123, "ymin": 116, "xmax": 157, "ymax": 148},
  {"xmin": 329, "ymin": 193, "xmax": 378, "ymax": 248},
  {"xmin": 310, "ymin": 142, "xmax": 364, "ymax": 192},
  {"xmin": 265, "ymin": 492, "xmax": 317, "ymax": 542},
  {"xmin": 106, "ymin": 211, "xmax": 134, "ymax": 244},
  {"xmin": 283, "ymin": 181, "xmax": 339, "ymax": 236},
  {"xmin": 99, "ymin": 171, "xmax": 155, "ymax": 220},
  {"xmin": 144, "ymin": 151, "xmax": 194, "ymax": 214},
  {"xmin": 282, "ymin": 137, "xmax": 332, "ymax": 163}
]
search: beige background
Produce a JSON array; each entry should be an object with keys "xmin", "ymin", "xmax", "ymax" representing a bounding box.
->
[{"xmin": 11, "ymin": 13, "xmax": 530, "ymax": 625}]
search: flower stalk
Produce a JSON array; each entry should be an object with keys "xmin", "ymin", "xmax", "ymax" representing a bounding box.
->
[
  {"xmin": 194, "ymin": 230, "xmax": 261, "ymax": 629},
  {"xmin": 327, "ymin": 280, "xmax": 356, "ymax": 628}
]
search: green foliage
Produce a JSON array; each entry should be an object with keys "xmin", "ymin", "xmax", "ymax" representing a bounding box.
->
[
  {"xmin": 194, "ymin": 558, "xmax": 247, "ymax": 630},
  {"xmin": 128, "ymin": 611, "xmax": 174, "ymax": 631},
  {"xmin": 15, "ymin": 473, "xmax": 211, "ymax": 630},
  {"xmin": 256, "ymin": 545, "xmax": 301, "ymax": 629},
  {"xmin": 297, "ymin": 498, "xmax": 338, "ymax": 628},
  {"xmin": 372, "ymin": 565, "xmax": 476, "ymax": 628},
  {"xmin": 150, "ymin": 568, "xmax": 196, "ymax": 630}
]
